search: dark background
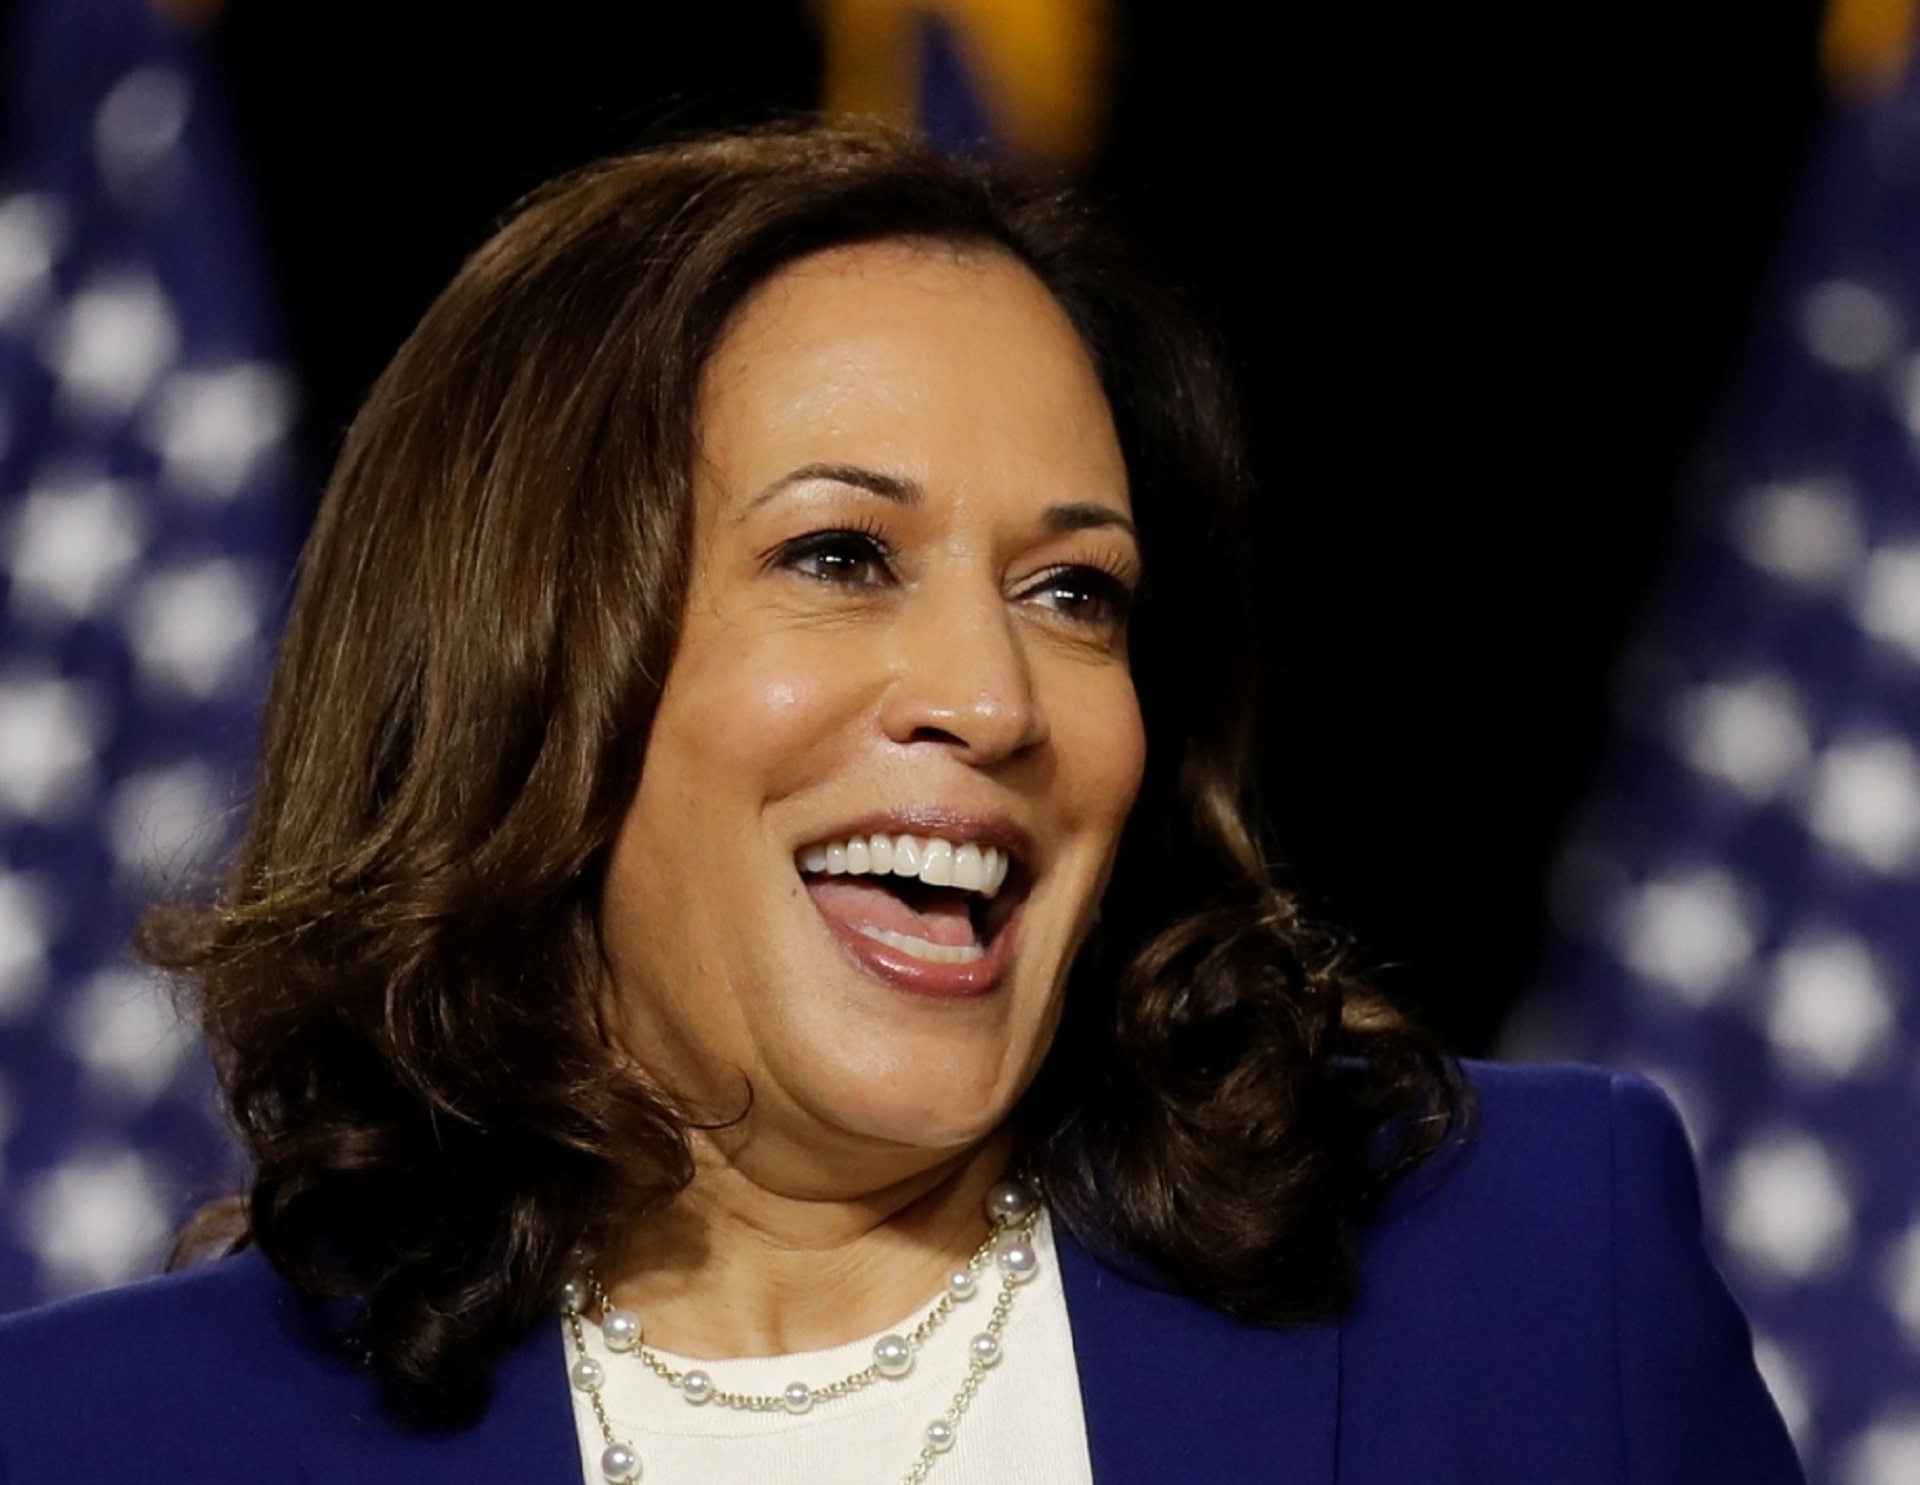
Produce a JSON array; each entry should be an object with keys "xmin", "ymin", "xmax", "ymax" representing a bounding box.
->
[{"xmin": 166, "ymin": 2, "xmax": 1830, "ymax": 1052}]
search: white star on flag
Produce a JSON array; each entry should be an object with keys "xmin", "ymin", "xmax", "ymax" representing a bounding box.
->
[
  {"xmin": 61, "ymin": 967, "xmax": 192, "ymax": 1105},
  {"xmin": 1720, "ymin": 1131, "xmax": 1856, "ymax": 1284},
  {"xmin": 17, "ymin": 1148, "xmax": 172, "ymax": 1295},
  {"xmin": 0, "ymin": 194, "xmax": 62, "ymax": 326},
  {"xmin": 127, "ymin": 559, "xmax": 259, "ymax": 697},
  {"xmin": 105, "ymin": 760, "xmax": 223, "ymax": 882},
  {"xmin": 1805, "ymin": 733, "xmax": 1920, "ymax": 875},
  {"xmin": 146, "ymin": 363, "xmax": 292, "ymax": 499},
  {"xmin": 1841, "ymin": 1415, "xmax": 1920, "ymax": 1485},
  {"xmin": 1612, "ymin": 868, "xmax": 1760, "ymax": 1005},
  {"xmin": 1673, "ymin": 674, "xmax": 1812, "ymax": 802},
  {"xmin": 1854, "ymin": 543, "xmax": 1920, "ymax": 666},
  {"xmin": 0, "ymin": 871, "xmax": 52, "ymax": 1019},
  {"xmin": 1763, "ymin": 934, "xmax": 1899, "ymax": 1082},
  {"xmin": 4, "ymin": 472, "xmax": 145, "ymax": 620},
  {"xmin": 1733, "ymin": 478, "xmax": 1863, "ymax": 589},
  {"xmin": 0, "ymin": 676, "xmax": 98, "ymax": 818},
  {"xmin": 43, "ymin": 271, "xmax": 178, "ymax": 417}
]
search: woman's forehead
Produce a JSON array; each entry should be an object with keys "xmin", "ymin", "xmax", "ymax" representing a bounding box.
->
[{"xmin": 691, "ymin": 240, "xmax": 1127, "ymax": 526}]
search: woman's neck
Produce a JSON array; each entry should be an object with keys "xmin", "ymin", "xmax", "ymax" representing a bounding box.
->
[{"xmin": 599, "ymin": 1131, "xmax": 1015, "ymax": 1359}]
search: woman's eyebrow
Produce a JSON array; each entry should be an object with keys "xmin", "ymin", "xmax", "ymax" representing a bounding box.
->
[
  {"xmin": 1045, "ymin": 501, "xmax": 1136, "ymax": 539},
  {"xmin": 747, "ymin": 463, "xmax": 922, "ymax": 510},
  {"xmin": 745, "ymin": 465, "xmax": 1137, "ymax": 540}
]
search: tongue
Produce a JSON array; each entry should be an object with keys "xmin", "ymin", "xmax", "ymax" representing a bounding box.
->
[{"xmin": 807, "ymin": 878, "xmax": 979, "ymax": 948}]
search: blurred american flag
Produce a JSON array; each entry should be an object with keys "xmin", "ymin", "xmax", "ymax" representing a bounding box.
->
[
  {"xmin": 0, "ymin": 0, "xmax": 292, "ymax": 1308},
  {"xmin": 1516, "ymin": 34, "xmax": 1920, "ymax": 1485}
]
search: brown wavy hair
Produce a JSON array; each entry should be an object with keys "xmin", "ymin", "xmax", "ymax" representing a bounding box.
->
[{"xmin": 147, "ymin": 123, "xmax": 1461, "ymax": 1424}]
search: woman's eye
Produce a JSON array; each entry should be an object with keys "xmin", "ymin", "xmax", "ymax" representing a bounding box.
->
[
  {"xmin": 774, "ymin": 529, "xmax": 893, "ymax": 587},
  {"xmin": 1021, "ymin": 566, "xmax": 1136, "ymax": 628}
]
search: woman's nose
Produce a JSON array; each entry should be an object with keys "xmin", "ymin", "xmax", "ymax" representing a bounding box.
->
[{"xmin": 880, "ymin": 585, "xmax": 1049, "ymax": 763}]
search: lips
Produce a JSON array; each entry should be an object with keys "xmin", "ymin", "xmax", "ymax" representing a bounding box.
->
[{"xmin": 796, "ymin": 821, "xmax": 1030, "ymax": 996}]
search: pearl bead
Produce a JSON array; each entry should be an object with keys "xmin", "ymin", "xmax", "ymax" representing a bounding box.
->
[
  {"xmin": 601, "ymin": 1308, "xmax": 643, "ymax": 1352},
  {"xmin": 873, "ymin": 1333, "xmax": 913, "ymax": 1377},
  {"xmin": 559, "ymin": 1278, "xmax": 588, "ymax": 1315},
  {"xmin": 969, "ymin": 1332, "xmax": 1002, "ymax": 1367},
  {"xmin": 600, "ymin": 1441, "xmax": 642, "ymax": 1481},
  {"xmin": 570, "ymin": 1356, "xmax": 605, "ymax": 1391},
  {"xmin": 946, "ymin": 1267, "xmax": 978, "ymax": 1301},
  {"xmin": 994, "ymin": 1238, "xmax": 1038, "ymax": 1283},
  {"xmin": 985, "ymin": 1181, "xmax": 1037, "ymax": 1222},
  {"xmin": 926, "ymin": 1418, "xmax": 956, "ymax": 1452},
  {"xmin": 681, "ymin": 1369, "xmax": 714, "ymax": 1404},
  {"xmin": 782, "ymin": 1381, "xmax": 812, "ymax": 1414}
]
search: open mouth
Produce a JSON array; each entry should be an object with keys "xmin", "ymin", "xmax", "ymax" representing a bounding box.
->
[{"xmin": 797, "ymin": 831, "xmax": 1027, "ymax": 985}]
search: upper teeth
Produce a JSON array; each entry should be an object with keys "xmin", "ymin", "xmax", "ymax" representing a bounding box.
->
[{"xmin": 799, "ymin": 833, "xmax": 1010, "ymax": 897}]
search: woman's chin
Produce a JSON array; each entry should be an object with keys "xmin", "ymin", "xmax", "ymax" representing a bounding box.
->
[
  {"xmin": 724, "ymin": 1078, "xmax": 1027, "ymax": 1180},
  {"xmin": 825, "ymin": 1097, "xmax": 1009, "ymax": 1161}
]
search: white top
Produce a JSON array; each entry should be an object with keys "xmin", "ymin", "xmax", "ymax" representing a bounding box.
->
[{"xmin": 565, "ymin": 1211, "xmax": 1095, "ymax": 1485}]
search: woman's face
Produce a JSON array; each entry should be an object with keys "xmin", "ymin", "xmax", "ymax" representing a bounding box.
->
[{"xmin": 601, "ymin": 241, "xmax": 1144, "ymax": 1185}]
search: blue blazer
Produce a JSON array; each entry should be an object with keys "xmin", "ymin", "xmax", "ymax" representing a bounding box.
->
[{"xmin": 0, "ymin": 1065, "xmax": 1802, "ymax": 1483}]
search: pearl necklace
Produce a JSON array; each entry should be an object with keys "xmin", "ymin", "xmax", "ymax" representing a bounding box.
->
[{"xmin": 561, "ymin": 1182, "xmax": 1042, "ymax": 1485}]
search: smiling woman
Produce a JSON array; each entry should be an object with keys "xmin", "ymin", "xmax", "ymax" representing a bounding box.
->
[
  {"xmin": 0, "ymin": 126, "xmax": 1801, "ymax": 1484},
  {"xmin": 604, "ymin": 244, "xmax": 1145, "ymax": 1181}
]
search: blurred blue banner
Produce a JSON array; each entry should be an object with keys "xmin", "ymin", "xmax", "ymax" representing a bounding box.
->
[
  {"xmin": 0, "ymin": 0, "xmax": 292, "ymax": 1308},
  {"xmin": 1518, "ymin": 54, "xmax": 1920, "ymax": 1485}
]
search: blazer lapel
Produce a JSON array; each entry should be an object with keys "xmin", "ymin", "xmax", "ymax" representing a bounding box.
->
[
  {"xmin": 1057, "ymin": 1227, "xmax": 1339, "ymax": 1485},
  {"xmin": 300, "ymin": 1318, "xmax": 582, "ymax": 1485}
]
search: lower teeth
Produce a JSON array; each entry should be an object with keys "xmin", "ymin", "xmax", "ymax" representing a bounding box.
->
[{"xmin": 855, "ymin": 926, "xmax": 985, "ymax": 964}]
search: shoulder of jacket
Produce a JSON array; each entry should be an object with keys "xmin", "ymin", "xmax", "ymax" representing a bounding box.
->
[
  {"xmin": 1367, "ymin": 1060, "xmax": 1690, "ymax": 1257},
  {"xmin": 0, "ymin": 1246, "xmax": 364, "ymax": 1419},
  {"xmin": 0, "ymin": 1246, "xmax": 288, "ymax": 1351}
]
